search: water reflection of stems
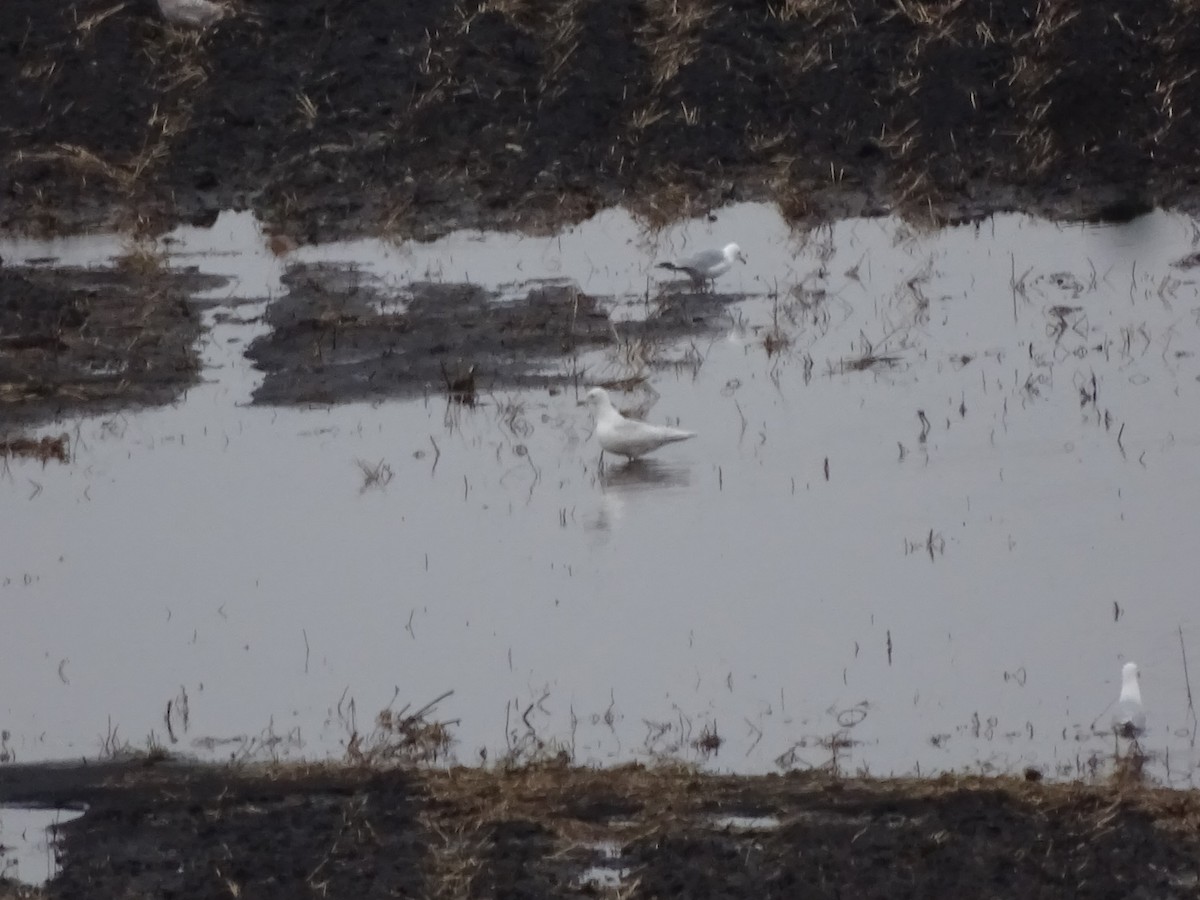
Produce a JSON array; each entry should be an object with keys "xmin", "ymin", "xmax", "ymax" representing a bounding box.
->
[
  {"xmin": 1179, "ymin": 625, "xmax": 1198, "ymax": 748},
  {"xmin": 355, "ymin": 457, "xmax": 394, "ymax": 492},
  {"xmin": 503, "ymin": 688, "xmax": 572, "ymax": 767}
]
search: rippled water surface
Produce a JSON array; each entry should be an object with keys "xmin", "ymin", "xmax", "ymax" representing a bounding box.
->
[{"xmin": 2, "ymin": 205, "xmax": 1199, "ymax": 783}]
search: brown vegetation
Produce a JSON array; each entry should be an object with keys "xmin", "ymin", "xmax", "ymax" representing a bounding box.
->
[{"xmin": 2, "ymin": 756, "xmax": 1198, "ymax": 899}]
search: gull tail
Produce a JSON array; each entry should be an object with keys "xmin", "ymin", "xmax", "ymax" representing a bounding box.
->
[
  {"xmin": 661, "ymin": 428, "xmax": 696, "ymax": 444},
  {"xmin": 656, "ymin": 262, "xmax": 680, "ymax": 271}
]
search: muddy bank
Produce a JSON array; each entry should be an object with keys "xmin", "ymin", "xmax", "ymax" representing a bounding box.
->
[
  {"xmin": 0, "ymin": 262, "xmax": 224, "ymax": 430},
  {"xmin": 0, "ymin": 252, "xmax": 739, "ymax": 424},
  {"xmin": 2, "ymin": 0, "xmax": 1197, "ymax": 241},
  {"xmin": 246, "ymin": 263, "xmax": 742, "ymax": 406},
  {"xmin": 1, "ymin": 760, "xmax": 1198, "ymax": 899}
]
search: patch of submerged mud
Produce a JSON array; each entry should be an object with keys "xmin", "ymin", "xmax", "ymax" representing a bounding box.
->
[
  {"xmin": 0, "ymin": 433, "xmax": 69, "ymax": 464},
  {"xmin": 3, "ymin": 762, "xmax": 1200, "ymax": 899},
  {"xmin": 2, "ymin": 0, "xmax": 1197, "ymax": 240},
  {"xmin": 246, "ymin": 263, "xmax": 740, "ymax": 406},
  {"xmin": 0, "ymin": 264, "xmax": 224, "ymax": 429}
]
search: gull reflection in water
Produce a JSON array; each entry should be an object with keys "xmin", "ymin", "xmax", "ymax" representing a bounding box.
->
[
  {"xmin": 587, "ymin": 459, "xmax": 692, "ymax": 532},
  {"xmin": 600, "ymin": 458, "xmax": 691, "ymax": 489}
]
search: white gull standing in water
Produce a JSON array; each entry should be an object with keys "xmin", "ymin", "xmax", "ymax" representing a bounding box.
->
[
  {"xmin": 1112, "ymin": 661, "xmax": 1146, "ymax": 738},
  {"xmin": 158, "ymin": 0, "xmax": 226, "ymax": 28},
  {"xmin": 657, "ymin": 242, "xmax": 747, "ymax": 289},
  {"xmin": 584, "ymin": 387, "xmax": 695, "ymax": 461}
]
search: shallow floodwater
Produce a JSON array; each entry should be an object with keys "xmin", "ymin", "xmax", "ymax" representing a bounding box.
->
[
  {"xmin": 2, "ymin": 205, "xmax": 1199, "ymax": 784},
  {"xmin": 0, "ymin": 806, "xmax": 83, "ymax": 885}
]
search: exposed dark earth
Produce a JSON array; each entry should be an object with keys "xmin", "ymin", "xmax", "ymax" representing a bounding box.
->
[
  {"xmin": 0, "ymin": 261, "xmax": 223, "ymax": 429},
  {"xmin": 246, "ymin": 263, "xmax": 742, "ymax": 406},
  {"xmin": 2, "ymin": 0, "xmax": 1198, "ymax": 242},
  {"xmin": 1, "ymin": 760, "xmax": 1198, "ymax": 900},
  {"xmin": 0, "ymin": 253, "xmax": 739, "ymax": 425}
]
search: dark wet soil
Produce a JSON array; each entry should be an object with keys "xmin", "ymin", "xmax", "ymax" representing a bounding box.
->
[
  {"xmin": 0, "ymin": 262, "xmax": 225, "ymax": 430},
  {"xmin": 3, "ymin": 0, "xmax": 1198, "ymax": 242},
  {"xmin": 247, "ymin": 263, "xmax": 742, "ymax": 406},
  {"xmin": 2, "ymin": 760, "xmax": 1199, "ymax": 899}
]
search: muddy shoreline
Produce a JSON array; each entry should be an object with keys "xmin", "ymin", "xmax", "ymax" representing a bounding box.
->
[
  {"xmin": 246, "ymin": 263, "xmax": 743, "ymax": 406},
  {"xmin": 0, "ymin": 262, "xmax": 224, "ymax": 431},
  {"xmin": 0, "ymin": 253, "xmax": 744, "ymax": 428},
  {"xmin": 3, "ymin": 0, "xmax": 1197, "ymax": 242},
  {"xmin": 1, "ymin": 759, "xmax": 1198, "ymax": 899}
]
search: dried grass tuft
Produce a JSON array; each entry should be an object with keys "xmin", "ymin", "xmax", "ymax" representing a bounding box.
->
[
  {"xmin": 0, "ymin": 433, "xmax": 70, "ymax": 464},
  {"xmin": 73, "ymin": 2, "xmax": 129, "ymax": 38},
  {"xmin": 639, "ymin": 0, "xmax": 716, "ymax": 89},
  {"xmin": 115, "ymin": 239, "xmax": 169, "ymax": 276},
  {"xmin": 345, "ymin": 691, "xmax": 457, "ymax": 767}
]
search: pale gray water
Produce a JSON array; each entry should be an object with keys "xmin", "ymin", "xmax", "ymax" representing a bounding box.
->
[
  {"xmin": 1, "ymin": 205, "xmax": 1198, "ymax": 783},
  {"xmin": 0, "ymin": 806, "xmax": 84, "ymax": 885}
]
